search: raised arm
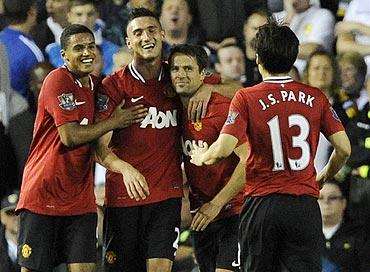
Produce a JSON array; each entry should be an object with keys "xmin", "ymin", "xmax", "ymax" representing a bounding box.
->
[
  {"xmin": 317, "ymin": 130, "xmax": 351, "ymax": 188},
  {"xmin": 191, "ymin": 142, "xmax": 247, "ymax": 231},
  {"xmin": 188, "ymin": 81, "xmax": 241, "ymax": 122}
]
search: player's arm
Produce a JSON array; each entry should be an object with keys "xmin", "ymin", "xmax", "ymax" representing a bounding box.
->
[
  {"xmin": 58, "ymin": 100, "xmax": 147, "ymax": 147},
  {"xmin": 317, "ymin": 130, "xmax": 351, "ymax": 188},
  {"xmin": 336, "ymin": 30, "xmax": 370, "ymax": 56},
  {"xmin": 94, "ymin": 131, "xmax": 150, "ymax": 201},
  {"xmin": 190, "ymin": 133, "xmax": 239, "ymax": 166},
  {"xmin": 191, "ymin": 143, "xmax": 247, "ymax": 231}
]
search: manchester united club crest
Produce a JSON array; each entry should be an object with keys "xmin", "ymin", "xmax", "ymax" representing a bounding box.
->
[
  {"xmin": 193, "ymin": 121, "xmax": 202, "ymax": 131},
  {"xmin": 105, "ymin": 251, "xmax": 117, "ymax": 264},
  {"xmin": 22, "ymin": 244, "xmax": 32, "ymax": 258},
  {"xmin": 58, "ymin": 93, "xmax": 75, "ymax": 110}
]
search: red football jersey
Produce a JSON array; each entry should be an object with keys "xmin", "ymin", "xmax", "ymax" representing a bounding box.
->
[
  {"xmin": 16, "ymin": 67, "xmax": 98, "ymax": 216},
  {"xmin": 221, "ymin": 76, "xmax": 345, "ymax": 198},
  {"xmin": 97, "ymin": 63, "xmax": 183, "ymax": 207},
  {"xmin": 181, "ymin": 93, "xmax": 245, "ymax": 220}
]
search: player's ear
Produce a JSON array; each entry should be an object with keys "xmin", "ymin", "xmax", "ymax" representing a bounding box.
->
[
  {"xmin": 61, "ymin": 50, "xmax": 69, "ymax": 62},
  {"xmin": 126, "ymin": 37, "xmax": 132, "ymax": 49},
  {"xmin": 200, "ymin": 69, "xmax": 206, "ymax": 81}
]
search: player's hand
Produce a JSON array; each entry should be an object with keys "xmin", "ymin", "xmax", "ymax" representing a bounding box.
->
[
  {"xmin": 111, "ymin": 99, "xmax": 147, "ymax": 128},
  {"xmin": 190, "ymin": 141, "xmax": 208, "ymax": 166},
  {"xmin": 121, "ymin": 164, "xmax": 150, "ymax": 201},
  {"xmin": 191, "ymin": 202, "xmax": 222, "ymax": 231},
  {"xmin": 335, "ymin": 21, "xmax": 361, "ymax": 35},
  {"xmin": 316, "ymin": 171, "xmax": 328, "ymax": 189},
  {"xmin": 188, "ymin": 84, "xmax": 212, "ymax": 122}
]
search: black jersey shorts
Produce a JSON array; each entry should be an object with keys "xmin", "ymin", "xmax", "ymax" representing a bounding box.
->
[
  {"xmin": 103, "ymin": 197, "xmax": 182, "ymax": 272},
  {"xmin": 18, "ymin": 209, "xmax": 97, "ymax": 271},
  {"xmin": 239, "ymin": 193, "xmax": 322, "ymax": 272},
  {"xmin": 192, "ymin": 214, "xmax": 240, "ymax": 271}
]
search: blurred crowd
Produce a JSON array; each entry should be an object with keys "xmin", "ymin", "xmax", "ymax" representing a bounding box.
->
[{"xmin": 0, "ymin": 0, "xmax": 370, "ymax": 271}]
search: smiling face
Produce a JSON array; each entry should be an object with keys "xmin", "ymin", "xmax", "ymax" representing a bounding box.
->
[
  {"xmin": 126, "ymin": 16, "xmax": 164, "ymax": 62},
  {"xmin": 170, "ymin": 53, "xmax": 205, "ymax": 97},
  {"xmin": 61, "ymin": 32, "xmax": 96, "ymax": 77}
]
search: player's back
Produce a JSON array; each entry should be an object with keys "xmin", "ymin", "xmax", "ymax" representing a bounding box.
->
[{"xmin": 237, "ymin": 77, "xmax": 343, "ymax": 197}]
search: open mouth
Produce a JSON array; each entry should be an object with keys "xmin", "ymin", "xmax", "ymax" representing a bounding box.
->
[{"xmin": 142, "ymin": 43, "xmax": 155, "ymax": 50}]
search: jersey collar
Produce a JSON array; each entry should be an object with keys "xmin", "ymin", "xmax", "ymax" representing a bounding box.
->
[
  {"xmin": 128, "ymin": 61, "xmax": 164, "ymax": 83},
  {"xmin": 263, "ymin": 76, "xmax": 293, "ymax": 83},
  {"xmin": 62, "ymin": 66, "xmax": 94, "ymax": 90}
]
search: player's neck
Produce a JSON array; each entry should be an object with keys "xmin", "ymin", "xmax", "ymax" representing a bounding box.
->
[
  {"xmin": 132, "ymin": 57, "xmax": 162, "ymax": 80},
  {"xmin": 259, "ymin": 66, "xmax": 289, "ymax": 79},
  {"xmin": 8, "ymin": 24, "xmax": 32, "ymax": 35}
]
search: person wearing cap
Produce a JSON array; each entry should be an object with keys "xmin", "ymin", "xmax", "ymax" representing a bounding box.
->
[{"xmin": 0, "ymin": 191, "xmax": 20, "ymax": 272}]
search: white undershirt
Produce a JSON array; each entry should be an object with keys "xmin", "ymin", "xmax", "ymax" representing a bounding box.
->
[{"xmin": 323, "ymin": 223, "xmax": 341, "ymax": 240}]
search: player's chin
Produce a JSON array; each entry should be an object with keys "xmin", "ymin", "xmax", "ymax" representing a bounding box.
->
[{"xmin": 79, "ymin": 65, "xmax": 94, "ymax": 75}]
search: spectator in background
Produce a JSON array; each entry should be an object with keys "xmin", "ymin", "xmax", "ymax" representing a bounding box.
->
[
  {"xmin": 274, "ymin": 0, "xmax": 335, "ymax": 74},
  {"xmin": 319, "ymin": 180, "xmax": 370, "ymax": 272},
  {"xmin": 0, "ymin": 0, "xmax": 6, "ymax": 30},
  {"xmin": 214, "ymin": 43, "xmax": 245, "ymax": 86},
  {"xmin": 0, "ymin": 36, "xmax": 28, "ymax": 199},
  {"xmin": 0, "ymin": 191, "xmax": 20, "ymax": 272},
  {"xmin": 33, "ymin": 0, "xmax": 70, "ymax": 52},
  {"xmin": 160, "ymin": 0, "xmax": 205, "ymax": 59},
  {"xmin": 46, "ymin": 0, "xmax": 120, "ymax": 76},
  {"xmin": 302, "ymin": 50, "xmax": 350, "ymax": 173},
  {"xmin": 337, "ymin": 53, "xmax": 370, "ymax": 231},
  {"xmin": 337, "ymin": 51, "xmax": 368, "ymax": 114},
  {"xmin": 0, "ymin": 0, "xmax": 44, "ymax": 100},
  {"xmin": 336, "ymin": 0, "xmax": 370, "ymax": 77},
  {"xmin": 242, "ymin": 9, "xmax": 269, "ymax": 87},
  {"xmin": 194, "ymin": 0, "xmax": 266, "ymax": 44},
  {"xmin": 98, "ymin": 0, "xmax": 157, "ymax": 46},
  {"xmin": 8, "ymin": 62, "xmax": 53, "ymax": 187}
]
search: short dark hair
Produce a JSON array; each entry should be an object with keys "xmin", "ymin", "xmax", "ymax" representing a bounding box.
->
[
  {"xmin": 3, "ymin": 0, "xmax": 36, "ymax": 24},
  {"xmin": 60, "ymin": 24, "xmax": 94, "ymax": 49},
  {"xmin": 254, "ymin": 17, "xmax": 299, "ymax": 74},
  {"xmin": 68, "ymin": 0, "xmax": 97, "ymax": 12},
  {"xmin": 168, "ymin": 44, "xmax": 208, "ymax": 72},
  {"xmin": 127, "ymin": 8, "xmax": 161, "ymax": 28}
]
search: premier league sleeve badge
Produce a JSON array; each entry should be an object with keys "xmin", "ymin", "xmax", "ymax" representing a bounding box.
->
[{"xmin": 58, "ymin": 93, "xmax": 76, "ymax": 111}]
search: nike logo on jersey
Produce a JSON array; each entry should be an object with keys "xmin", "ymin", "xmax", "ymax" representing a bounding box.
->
[
  {"xmin": 131, "ymin": 96, "xmax": 144, "ymax": 103},
  {"xmin": 75, "ymin": 100, "xmax": 86, "ymax": 106}
]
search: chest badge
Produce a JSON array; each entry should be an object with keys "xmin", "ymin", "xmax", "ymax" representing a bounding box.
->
[{"xmin": 193, "ymin": 121, "xmax": 202, "ymax": 131}]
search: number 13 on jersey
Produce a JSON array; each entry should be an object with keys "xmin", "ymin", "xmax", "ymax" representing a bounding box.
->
[{"xmin": 267, "ymin": 114, "xmax": 310, "ymax": 171}]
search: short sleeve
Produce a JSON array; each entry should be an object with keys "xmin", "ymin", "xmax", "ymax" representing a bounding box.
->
[
  {"xmin": 220, "ymin": 90, "xmax": 248, "ymax": 143},
  {"xmin": 42, "ymin": 71, "xmax": 80, "ymax": 127}
]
